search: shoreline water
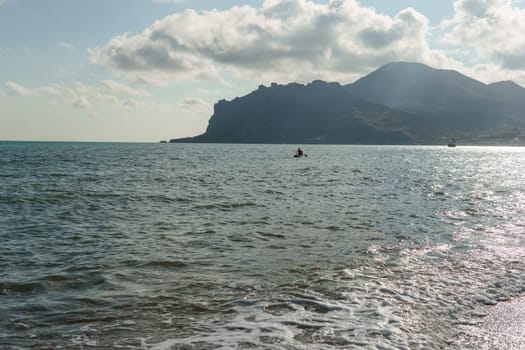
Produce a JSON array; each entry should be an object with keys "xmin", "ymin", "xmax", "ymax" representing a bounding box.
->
[{"xmin": 464, "ymin": 296, "xmax": 525, "ymax": 349}]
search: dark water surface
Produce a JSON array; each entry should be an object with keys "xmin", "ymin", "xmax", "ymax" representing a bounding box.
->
[{"xmin": 2, "ymin": 142, "xmax": 525, "ymax": 349}]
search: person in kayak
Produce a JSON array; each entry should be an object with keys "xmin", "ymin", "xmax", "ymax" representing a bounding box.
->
[{"xmin": 295, "ymin": 148, "xmax": 304, "ymax": 157}]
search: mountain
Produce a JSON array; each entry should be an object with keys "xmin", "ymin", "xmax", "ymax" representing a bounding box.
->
[
  {"xmin": 172, "ymin": 81, "xmax": 416, "ymax": 144},
  {"xmin": 345, "ymin": 62, "xmax": 525, "ymax": 136},
  {"xmin": 171, "ymin": 62, "xmax": 525, "ymax": 145}
]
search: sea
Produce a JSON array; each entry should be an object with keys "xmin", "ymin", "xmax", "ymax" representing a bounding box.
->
[{"xmin": 1, "ymin": 141, "xmax": 525, "ymax": 349}]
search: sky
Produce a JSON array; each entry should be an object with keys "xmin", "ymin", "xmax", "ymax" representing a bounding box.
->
[{"xmin": 2, "ymin": 0, "xmax": 525, "ymax": 142}]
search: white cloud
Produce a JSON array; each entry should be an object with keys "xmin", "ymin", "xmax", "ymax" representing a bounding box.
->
[
  {"xmin": 67, "ymin": 83, "xmax": 158, "ymax": 109},
  {"xmin": 91, "ymin": 0, "xmax": 451, "ymax": 84},
  {"xmin": 2, "ymin": 82, "xmax": 64, "ymax": 97},
  {"xmin": 101, "ymin": 80, "xmax": 151, "ymax": 96},
  {"xmin": 37, "ymin": 84, "xmax": 62, "ymax": 95},
  {"xmin": 180, "ymin": 97, "xmax": 213, "ymax": 115},
  {"xmin": 442, "ymin": 0, "xmax": 525, "ymax": 70},
  {"xmin": 2, "ymin": 80, "xmax": 159, "ymax": 111},
  {"xmin": 4, "ymin": 81, "xmax": 33, "ymax": 96},
  {"xmin": 180, "ymin": 96, "xmax": 209, "ymax": 107},
  {"xmin": 72, "ymin": 95, "xmax": 92, "ymax": 109}
]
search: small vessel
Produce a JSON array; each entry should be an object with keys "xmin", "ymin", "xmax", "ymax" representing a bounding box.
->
[
  {"xmin": 447, "ymin": 138, "xmax": 456, "ymax": 147},
  {"xmin": 294, "ymin": 147, "xmax": 306, "ymax": 157},
  {"xmin": 160, "ymin": 140, "xmax": 167, "ymax": 143}
]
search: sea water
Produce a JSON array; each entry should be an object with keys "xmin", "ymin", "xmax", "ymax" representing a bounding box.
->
[{"xmin": 1, "ymin": 142, "xmax": 525, "ymax": 349}]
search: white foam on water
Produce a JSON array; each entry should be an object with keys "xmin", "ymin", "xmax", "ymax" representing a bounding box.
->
[{"xmin": 147, "ymin": 236, "xmax": 525, "ymax": 350}]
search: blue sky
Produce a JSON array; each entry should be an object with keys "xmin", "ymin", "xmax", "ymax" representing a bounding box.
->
[{"xmin": 1, "ymin": 0, "xmax": 525, "ymax": 141}]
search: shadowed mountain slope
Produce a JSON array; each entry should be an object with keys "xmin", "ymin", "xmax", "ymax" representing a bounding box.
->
[{"xmin": 171, "ymin": 62, "xmax": 525, "ymax": 145}]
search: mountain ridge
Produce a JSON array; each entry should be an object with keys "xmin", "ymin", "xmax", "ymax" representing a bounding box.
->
[{"xmin": 171, "ymin": 62, "xmax": 525, "ymax": 145}]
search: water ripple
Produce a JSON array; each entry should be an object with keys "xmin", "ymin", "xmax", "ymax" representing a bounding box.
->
[{"xmin": 2, "ymin": 143, "xmax": 525, "ymax": 349}]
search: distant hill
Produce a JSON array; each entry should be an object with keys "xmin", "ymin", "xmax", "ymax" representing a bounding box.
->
[
  {"xmin": 171, "ymin": 62, "xmax": 525, "ymax": 145},
  {"xmin": 345, "ymin": 62, "xmax": 525, "ymax": 141}
]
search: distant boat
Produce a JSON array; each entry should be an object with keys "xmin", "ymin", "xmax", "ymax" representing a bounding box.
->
[
  {"xmin": 447, "ymin": 138, "xmax": 456, "ymax": 147},
  {"xmin": 294, "ymin": 148, "xmax": 306, "ymax": 157},
  {"xmin": 160, "ymin": 140, "xmax": 167, "ymax": 143}
]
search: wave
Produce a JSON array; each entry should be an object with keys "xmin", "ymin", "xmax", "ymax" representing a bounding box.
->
[
  {"xmin": 0, "ymin": 281, "xmax": 44, "ymax": 294},
  {"xmin": 141, "ymin": 260, "xmax": 189, "ymax": 269},
  {"xmin": 120, "ymin": 259, "xmax": 189, "ymax": 269},
  {"xmin": 195, "ymin": 201, "xmax": 259, "ymax": 210}
]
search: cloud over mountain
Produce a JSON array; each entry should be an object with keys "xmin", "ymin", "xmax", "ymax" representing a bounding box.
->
[
  {"xmin": 443, "ymin": 0, "xmax": 525, "ymax": 70},
  {"xmin": 91, "ymin": 0, "xmax": 449, "ymax": 84},
  {"xmin": 88, "ymin": 0, "xmax": 525, "ymax": 87}
]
